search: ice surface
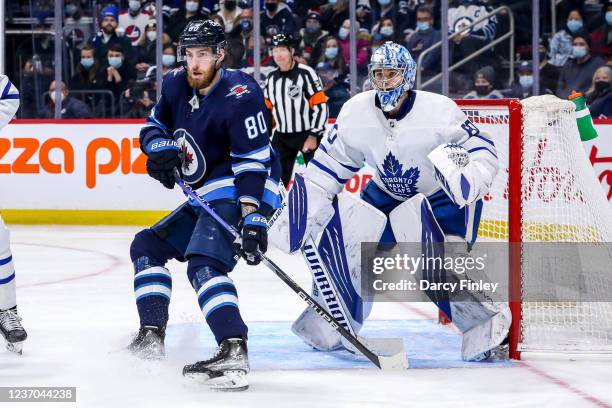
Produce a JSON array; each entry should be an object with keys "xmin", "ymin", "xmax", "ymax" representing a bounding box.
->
[{"xmin": 2, "ymin": 226, "xmax": 611, "ymax": 408}]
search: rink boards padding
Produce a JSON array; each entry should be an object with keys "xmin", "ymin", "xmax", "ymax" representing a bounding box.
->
[{"xmin": 162, "ymin": 319, "xmax": 515, "ymax": 370}]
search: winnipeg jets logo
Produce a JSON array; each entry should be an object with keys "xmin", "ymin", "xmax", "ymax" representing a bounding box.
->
[
  {"xmin": 226, "ymin": 84, "xmax": 250, "ymax": 99},
  {"xmin": 124, "ymin": 25, "xmax": 142, "ymax": 44},
  {"xmin": 174, "ymin": 128, "xmax": 206, "ymax": 184},
  {"xmin": 377, "ymin": 152, "xmax": 420, "ymax": 199}
]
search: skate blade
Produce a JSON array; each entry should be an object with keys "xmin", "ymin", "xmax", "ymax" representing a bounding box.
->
[
  {"xmin": 185, "ymin": 370, "xmax": 249, "ymax": 392},
  {"xmin": 6, "ymin": 341, "xmax": 24, "ymax": 355},
  {"xmin": 129, "ymin": 344, "xmax": 165, "ymax": 360}
]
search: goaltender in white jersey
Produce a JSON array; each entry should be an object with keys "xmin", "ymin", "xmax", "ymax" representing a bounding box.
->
[
  {"xmin": 0, "ymin": 74, "xmax": 28, "ymax": 354},
  {"xmin": 270, "ymin": 42, "xmax": 510, "ymax": 362}
]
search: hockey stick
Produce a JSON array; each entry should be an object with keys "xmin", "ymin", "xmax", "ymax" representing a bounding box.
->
[{"xmin": 174, "ymin": 173, "xmax": 406, "ymax": 370}]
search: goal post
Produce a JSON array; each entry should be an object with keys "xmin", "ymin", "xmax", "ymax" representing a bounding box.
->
[{"xmin": 454, "ymin": 96, "xmax": 612, "ymax": 360}]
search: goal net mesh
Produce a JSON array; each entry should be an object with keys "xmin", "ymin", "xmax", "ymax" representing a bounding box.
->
[{"xmin": 460, "ymin": 95, "xmax": 612, "ymax": 353}]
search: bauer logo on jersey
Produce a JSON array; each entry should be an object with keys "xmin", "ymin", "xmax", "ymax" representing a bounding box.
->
[
  {"xmin": 377, "ymin": 152, "xmax": 420, "ymax": 199},
  {"xmin": 174, "ymin": 128, "xmax": 206, "ymax": 184},
  {"xmin": 226, "ymin": 84, "xmax": 250, "ymax": 99}
]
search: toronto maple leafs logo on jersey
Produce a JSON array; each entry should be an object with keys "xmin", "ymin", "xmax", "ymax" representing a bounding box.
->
[
  {"xmin": 377, "ymin": 152, "xmax": 420, "ymax": 199},
  {"xmin": 174, "ymin": 128, "xmax": 206, "ymax": 184}
]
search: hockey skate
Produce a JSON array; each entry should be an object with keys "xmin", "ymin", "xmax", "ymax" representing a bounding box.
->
[
  {"xmin": 183, "ymin": 338, "xmax": 249, "ymax": 391},
  {"xmin": 0, "ymin": 307, "xmax": 27, "ymax": 354},
  {"xmin": 127, "ymin": 326, "xmax": 165, "ymax": 359}
]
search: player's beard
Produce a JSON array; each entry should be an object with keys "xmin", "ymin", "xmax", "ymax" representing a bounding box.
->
[{"xmin": 187, "ymin": 67, "xmax": 216, "ymax": 90}]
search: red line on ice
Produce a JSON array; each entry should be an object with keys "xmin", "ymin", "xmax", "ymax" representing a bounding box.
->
[{"xmin": 12, "ymin": 242, "xmax": 124, "ymax": 288}]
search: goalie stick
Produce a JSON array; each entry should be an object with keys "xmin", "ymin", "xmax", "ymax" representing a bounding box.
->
[{"xmin": 174, "ymin": 172, "xmax": 406, "ymax": 370}]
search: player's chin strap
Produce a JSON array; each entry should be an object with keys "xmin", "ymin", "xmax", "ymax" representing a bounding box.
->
[{"xmin": 172, "ymin": 170, "xmax": 406, "ymax": 370}]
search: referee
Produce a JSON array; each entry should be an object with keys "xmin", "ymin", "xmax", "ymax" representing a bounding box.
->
[{"xmin": 264, "ymin": 33, "xmax": 329, "ymax": 187}]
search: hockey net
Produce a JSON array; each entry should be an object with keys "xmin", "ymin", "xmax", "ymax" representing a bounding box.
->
[{"xmin": 456, "ymin": 96, "xmax": 612, "ymax": 359}]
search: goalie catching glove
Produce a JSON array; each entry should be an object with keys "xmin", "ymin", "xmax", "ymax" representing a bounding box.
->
[{"xmin": 428, "ymin": 143, "xmax": 494, "ymax": 208}]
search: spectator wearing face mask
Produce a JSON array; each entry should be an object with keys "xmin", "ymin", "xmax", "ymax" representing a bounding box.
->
[
  {"xmin": 119, "ymin": 0, "xmax": 151, "ymax": 47},
  {"xmin": 591, "ymin": 2, "xmax": 612, "ymax": 63},
  {"xmin": 42, "ymin": 80, "xmax": 92, "ymax": 119},
  {"xmin": 318, "ymin": 35, "xmax": 348, "ymax": 78},
  {"xmin": 168, "ymin": 0, "xmax": 209, "ymax": 42},
  {"xmin": 298, "ymin": 10, "xmax": 329, "ymax": 67},
  {"xmin": 374, "ymin": 17, "xmax": 397, "ymax": 42},
  {"xmin": 463, "ymin": 66, "xmax": 504, "ymax": 100},
  {"xmin": 506, "ymin": 60, "xmax": 555, "ymax": 99},
  {"xmin": 372, "ymin": 0, "xmax": 410, "ymax": 38},
  {"xmin": 70, "ymin": 45, "xmax": 102, "ymax": 92},
  {"xmin": 556, "ymin": 32, "xmax": 604, "ymax": 98},
  {"xmin": 90, "ymin": 5, "xmax": 134, "ymax": 64},
  {"xmin": 261, "ymin": 0, "xmax": 298, "ymax": 36},
  {"xmin": 98, "ymin": 44, "xmax": 137, "ymax": 112},
  {"xmin": 215, "ymin": 0, "xmax": 242, "ymax": 33},
  {"xmin": 160, "ymin": 45, "xmax": 178, "ymax": 74},
  {"xmin": 337, "ymin": 19, "xmax": 370, "ymax": 71},
  {"xmin": 134, "ymin": 19, "xmax": 161, "ymax": 73},
  {"xmin": 405, "ymin": 6, "xmax": 440, "ymax": 75},
  {"xmin": 549, "ymin": 9, "xmax": 584, "ymax": 67},
  {"xmin": 586, "ymin": 65, "xmax": 612, "ymax": 118}
]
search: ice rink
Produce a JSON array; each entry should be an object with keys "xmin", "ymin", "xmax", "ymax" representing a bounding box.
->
[{"xmin": 2, "ymin": 225, "xmax": 612, "ymax": 408}]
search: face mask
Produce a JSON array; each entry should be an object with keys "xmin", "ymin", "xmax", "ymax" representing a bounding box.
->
[
  {"xmin": 306, "ymin": 22, "xmax": 321, "ymax": 33},
  {"xmin": 567, "ymin": 19, "xmax": 583, "ymax": 33},
  {"xmin": 378, "ymin": 0, "xmax": 391, "ymax": 5},
  {"xmin": 146, "ymin": 31, "xmax": 156, "ymax": 42},
  {"xmin": 572, "ymin": 45, "xmax": 587, "ymax": 59},
  {"xmin": 325, "ymin": 47, "xmax": 338, "ymax": 59},
  {"xmin": 240, "ymin": 19, "xmax": 252, "ymax": 31},
  {"xmin": 475, "ymin": 85, "xmax": 490, "ymax": 96},
  {"xmin": 416, "ymin": 21, "xmax": 430, "ymax": 32},
  {"xmin": 380, "ymin": 26, "xmax": 393, "ymax": 37},
  {"xmin": 595, "ymin": 80, "xmax": 610, "ymax": 93},
  {"xmin": 606, "ymin": 12, "xmax": 612, "ymax": 26},
  {"xmin": 108, "ymin": 56, "xmax": 123, "ymax": 68},
  {"xmin": 80, "ymin": 57, "xmax": 94, "ymax": 68},
  {"xmin": 339, "ymin": 27, "xmax": 349, "ymax": 40},
  {"xmin": 129, "ymin": 0, "xmax": 141, "ymax": 12},
  {"xmin": 50, "ymin": 92, "xmax": 65, "ymax": 103},
  {"xmin": 519, "ymin": 75, "xmax": 533, "ymax": 88},
  {"xmin": 225, "ymin": 0, "xmax": 237, "ymax": 10},
  {"xmin": 185, "ymin": 1, "xmax": 199, "ymax": 12},
  {"xmin": 162, "ymin": 54, "xmax": 176, "ymax": 66},
  {"xmin": 265, "ymin": 2, "xmax": 278, "ymax": 12},
  {"xmin": 328, "ymin": 0, "xmax": 337, "ymax": 4},
  {"xmin": 65, "ymin": 4, "xmax": 78, "ymax": 15}
]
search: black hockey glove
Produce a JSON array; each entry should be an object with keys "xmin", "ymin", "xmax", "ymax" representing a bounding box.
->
[
  {"xmin": 237, "ymin": 212, "xmax": 268, "ymax": 265},
  {"xmin": 144, "ymin": 137, "xmax": 181, "ymax": 189}
]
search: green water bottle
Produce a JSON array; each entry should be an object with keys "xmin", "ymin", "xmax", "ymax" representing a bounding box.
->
[
  {"xmin": 568, "ymin": 91, "xmax": 598, "ymax": 141},
  {"xmin": 296, "ymin": 152, "xmax": 305, "ymax": 165}
]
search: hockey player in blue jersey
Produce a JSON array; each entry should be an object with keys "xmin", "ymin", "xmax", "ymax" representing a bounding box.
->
[{"xmin": 127, "ymin": 20, "xmax": 281, "ymax": 391}]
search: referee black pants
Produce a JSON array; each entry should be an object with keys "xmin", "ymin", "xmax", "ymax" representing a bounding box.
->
[{"xmin": 272, "ymin": 131, "xmax": 315, "ymax": 187}]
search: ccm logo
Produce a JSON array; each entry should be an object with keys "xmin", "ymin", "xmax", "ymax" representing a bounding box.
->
[{"xmin": 0, "ymin": 137, "xmax": 147, "ymax": 188}]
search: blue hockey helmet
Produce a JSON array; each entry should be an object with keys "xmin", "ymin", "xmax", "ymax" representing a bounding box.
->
[
  {"xmin": 177, "ymin": 19, "xmax": 226, "ymax": 62},
  {"xmin": 368, "ymin": 41, "xmax": 416, "ymax": 112}
]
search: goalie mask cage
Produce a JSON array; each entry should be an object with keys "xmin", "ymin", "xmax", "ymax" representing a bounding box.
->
[{"xmin": 454, "ymin": 96, "xmax": 612, "ymax": 360}]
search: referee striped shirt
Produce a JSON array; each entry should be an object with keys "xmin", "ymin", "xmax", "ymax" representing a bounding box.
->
[{"xmin": 263, "ymin": 62, "xmax": 329, "ymax": 138}]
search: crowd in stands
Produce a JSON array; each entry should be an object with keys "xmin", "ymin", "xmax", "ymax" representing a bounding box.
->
[{"xmin": 8, "ymin": 0, "xmax": 612, "ymax": 119}]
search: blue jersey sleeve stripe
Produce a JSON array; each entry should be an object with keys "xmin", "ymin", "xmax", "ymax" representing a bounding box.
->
[
  {"xmin": 1, "ymin": 80, "xmax": 14, "ymax": 99},
  {"xmin": 310, "ymin": 159, "xmax": 348, "ymax": 184},
  {"xmin": 1, "ymin": 94, "xmax": 19, "ymax": 100},
  {"xmin": 230, "ymin": 145, "xmax": 270, "ymax": 159},
  {"xmin": 468, "ymin": 146, "xmax": 498, "ymax": 159}
]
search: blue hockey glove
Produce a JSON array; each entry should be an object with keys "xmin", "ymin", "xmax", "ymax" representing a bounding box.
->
[
  {"xmin": 144, "ymin": 137, "xmax": 181, "ymax": 189},
  {"xmin": 238, "ymin": 212, "xmax": 268, "ymax": 265}
]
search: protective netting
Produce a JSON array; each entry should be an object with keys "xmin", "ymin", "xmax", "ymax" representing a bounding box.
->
[{"xmin": 460, "ymin": 96, "xmax": 612, "ymax": 353}]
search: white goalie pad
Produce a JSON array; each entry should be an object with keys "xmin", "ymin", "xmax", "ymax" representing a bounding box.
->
[
  {"xmin": 387, "ymin": 194, "xmax": 511, "ymax": 361},
  {"xmin": 268, "ymin": 174, "xmax": 335, "ymax": 253},
  {"xmin": 292, "ymin": 192, "xmax": 387, "ymax": 351}
]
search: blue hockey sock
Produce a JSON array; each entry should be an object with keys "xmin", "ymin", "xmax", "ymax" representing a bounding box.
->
[
  {"xmin": 188, "ymin": 264, "xmax": 247, "ymax": 344},
  {"xmin": 133, "ymin": 256, "xmax": 172, "ymax": 328}
]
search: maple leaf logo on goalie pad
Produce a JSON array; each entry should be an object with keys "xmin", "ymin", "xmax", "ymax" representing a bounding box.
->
[{"xmin": 377, "ymin": 152, "xmax": 420, "ymax": 199}]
